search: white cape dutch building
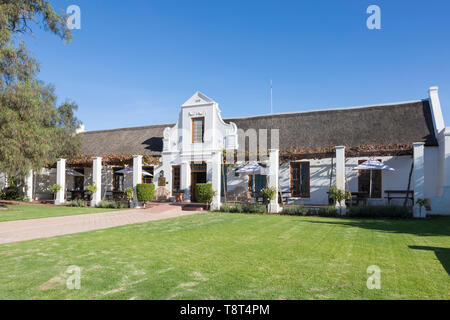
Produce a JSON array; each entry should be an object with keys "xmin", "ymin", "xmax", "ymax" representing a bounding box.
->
[{"xmin": 4, "ymin": 86, "xmax": 450, "ymax": 217}]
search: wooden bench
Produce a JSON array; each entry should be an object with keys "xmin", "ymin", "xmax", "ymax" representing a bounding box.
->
[
  {"xmin": 384, "ymin": 190, "xmax": 414, "ymax": 206},
  {"xmin": 346, "ymin": 192, "xmax": 369, "ymax": 206},
  {"xmin": 279, "ymin": 191, "xmax": 291, "ymax": 204}
]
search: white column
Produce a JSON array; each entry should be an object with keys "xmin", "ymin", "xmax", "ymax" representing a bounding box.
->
[
  {"xmin": 413, "ymin": 142, "xmax": 425, "ymax": 218},
  {"xmin": 268, "ymin": 149, "xmax": 281, "ymax": 213},
  {"xmin": 210, "ymin": 151, "xmax": 222, "ymax": 211},
  {"xmin": 180, "ymin": 161, "xmax": 191, "ymax": 202},
  {"xmin": 442, "ymin": 129, "xmax": 450, "ymax": 188},
  {"xmin": 133, "ymin": 155, "xmax": 143, "ymax": 208},
  {"xmin": 25, "ymin": 169, "xmax": 33, "ymax": 202},
  {"xmin": 91, "ymin": 157, "xmax": 102, "ymax": 207},
  {"xmin": 55, "ymin": 159, "xmax": 66, "ymax": 205},
  {"xmin": 335, "ymin": 146, "xmax": 346, "ymax": 215}
]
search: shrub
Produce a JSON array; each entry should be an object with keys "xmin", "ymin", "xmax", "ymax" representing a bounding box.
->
[
  {"xmin": 219, "ymin": 203, "xmax": 266, "ymax": 214},
  {"xmin": 282, "ymin": 206, "xmax": 308, "ymax": 216},
  {"xmin": 195, "ymin": 183, "xmax": 215, "ymax": 204},
  {"xmin": 315, "ymin": 207, "xmax": 339, "ymax": 217},
  {"xmin": 0, "ymin": 186, "xmax": 21, "ymax": 200},
  {"xmin": 136, "ymin": 183, "xmax": 155, "ymax": 202},
  {"xmin": 96, "ymin": 200, "xmax": 126, "ymax": 209},
  {"xmin": 242, "ymin": 203, "xmax": 267, "ymax": 213},
  {"xmin": 64, "ymin": 200, "xmax": 87, "ymax": 207},
  {"xmin": 282, "ymin": 206, "xmax": 338, "ymax": 217},
  {"xmin": 219, "ymin": 203, "xmax": 243, "ymax": 213},
  {"xmin": 347, "ymin": 206, "xmax": 411, "ymax": 218}
]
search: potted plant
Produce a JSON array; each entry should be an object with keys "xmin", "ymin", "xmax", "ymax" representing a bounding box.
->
[
  {"xmin": 48, "ymin": 184, "xmax": 61, "ymax": 203},
  {"xmin": 261, "ymin": 187, "xmax": 278, "ymax": 213},
  {"xmin": 416, "ymin": 198, "xmax": 427, "ymax": 218},
  {"xmin": 261, "ymin": 187, "xmax": 277, "ymax": 204},
  {"xmin": 125, "ymin": 187, "xmax": 134, "ymax": 208},
  {"xmin": 173, "ymin": 189, "xmax": 185, "ymax": 203},
  {"xmin": 86, "ymin": 184, "xmax": 97, "ymax": 203},
  {"xmin": 329, "ymin": 187, "xmax": 351, "ymax": 215}
]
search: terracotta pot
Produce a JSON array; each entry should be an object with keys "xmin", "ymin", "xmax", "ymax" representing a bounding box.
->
[{"xmin": 175, "ymin": 193, "xmax": 184, "ymax": 203}]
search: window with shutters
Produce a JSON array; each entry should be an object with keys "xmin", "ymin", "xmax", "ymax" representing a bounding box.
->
[{"xmin": 290, "ymin": 162, "xmax": 310, "ymax": 198}]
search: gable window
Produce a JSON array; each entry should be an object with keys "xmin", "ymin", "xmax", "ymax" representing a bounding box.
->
[
  {"xmin": 192, "ymin": 117, "xmax": 204, "ymax": 143},
  {"xmin": 358, "ymin": 159, "xmax": 382, "ymax": 198},
  {"xmin": 290, "ymin": 162, "xmax": 310, "ymax": 198}
]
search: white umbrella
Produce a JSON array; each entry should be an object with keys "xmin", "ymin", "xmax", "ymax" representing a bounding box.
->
[
  {"xmin": 66, "ymin": 169, "xmax": 84, "ymax": 177},
  {"xmin": 354, "ymin": 158, "xmax": 394, "ymax": 198},
  {"xmin": 236, "ymin": 161, "xmax": 265, "ymax": 193},
  {"xmin": 116, "ymin": 167, "xmax": 153, "ymax": 176}
]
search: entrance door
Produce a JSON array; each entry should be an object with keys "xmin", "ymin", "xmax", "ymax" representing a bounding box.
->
[{"xmin": 190, "ymin": 162, "xmax": 207, "ymax": 202}]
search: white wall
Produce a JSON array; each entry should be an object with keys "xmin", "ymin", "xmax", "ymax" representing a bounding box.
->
[
  {"xmin": 279, "ymin": 155, "xmax": 415, "ymax": 206},
  {"xmin": 424, "ymin": 147, "xmax": 439, "ymax": 198},
  {"xmin": 35, "ymin": 168, "xmax": 56, "ymax": 200}
]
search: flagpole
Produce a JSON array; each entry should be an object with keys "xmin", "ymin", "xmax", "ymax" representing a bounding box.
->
[{"xmin": 270, "ymin": 80, "xmax": 273, "ymax": 114}]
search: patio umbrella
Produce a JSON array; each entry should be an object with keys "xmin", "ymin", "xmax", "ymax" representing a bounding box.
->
[
  {"xmin": 65, "ymin": 169, "xmax": 84, "ymax": 177},
  {"xmin": 236, "ymin": 161, "xmax": 265, "ymax": 193},
  {"xmin": 354, "ymin": 158, "xmax": 394, "ymax": 198},
  {"xmin": 115, "ymin": 167, "xmax": 153, "ymax": 176}
]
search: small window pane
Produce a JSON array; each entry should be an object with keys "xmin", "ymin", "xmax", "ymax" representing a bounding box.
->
[{"xmin": 192, "ymin": 118, "xmax": 204, "ymax": 143}]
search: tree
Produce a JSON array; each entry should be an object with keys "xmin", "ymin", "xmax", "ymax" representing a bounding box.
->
[{"xmin": 0, "ymin": 1, "xmax": 81, "ymax": 180}]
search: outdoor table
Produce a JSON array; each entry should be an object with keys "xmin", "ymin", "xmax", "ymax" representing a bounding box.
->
[{"xmin": 69, "ymin": 190, "xmax": 86, "ymax": 200}]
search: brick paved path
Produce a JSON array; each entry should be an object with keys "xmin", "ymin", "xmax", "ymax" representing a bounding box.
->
[{"xmin": 0, "ymin": 204, "xmax": 197, "ymax": 244}]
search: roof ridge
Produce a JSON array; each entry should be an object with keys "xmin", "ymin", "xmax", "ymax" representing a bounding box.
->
[
  {"xmin": 82, "ymin": 123, "xmax": 175, "ymax": 134},
  {"xmin": 82, "ymin": 99, "xmax": 425, "ymax": 133},
  {"xmin": 225, "ymin": 99, "xmax": 425, "ymax": 121}
]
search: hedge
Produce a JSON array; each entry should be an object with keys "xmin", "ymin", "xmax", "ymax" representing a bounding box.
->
[
  {"xmin": 136, "ymin": 183, "xmax": 155, "ymax": 202},
  {"xmin": 347, "ymin": 205, "xmax": 412, "ymax": 218},
  {"xmin": 63, "ymin": 200, "xmax": 87, "ymax": 207},
  {"xmin": 281, "ymin": 205, "xmax": 412, "ymax": 218},
  {"xmin": 282, "ymin": 206, "xmax": 338, "ymax": 217},
  {"xmin": 195, "ymin": 183, "xmax": 215, "ymax": 204},
  {"xmin": 97, "ymin": 200, "xmax": 127, "ymax": 209},
  {"xmin": 219, "ymin": 203, "xmax": 267, "ymax": 214}
]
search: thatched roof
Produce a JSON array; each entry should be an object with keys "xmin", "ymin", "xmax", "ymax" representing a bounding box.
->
[
  {"xmin": 81, "ymin": 124, "xmax": 167, "ymax": 156},
  {"xmin": 80, "ymin": 99, "xmax": 437, "ymax": 159}
]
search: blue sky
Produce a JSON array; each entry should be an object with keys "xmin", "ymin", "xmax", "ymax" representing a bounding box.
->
[{"xmin": 25, "ymin": 0, "xmax": 450, "ymax": 131}]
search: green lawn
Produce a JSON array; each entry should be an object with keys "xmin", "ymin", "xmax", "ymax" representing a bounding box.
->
[
  {"xmin": 0, "ymin": 213, "xmax": 449, "ymax": 299},
  {"xmin": 0, "ymin": 204, "xmax": 120, "ymax": 222}
]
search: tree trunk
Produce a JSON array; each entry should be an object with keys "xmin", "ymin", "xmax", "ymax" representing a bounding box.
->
[{"xmin": 404, "ymin": 161, "xmax": 414, "ymax": 207}]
